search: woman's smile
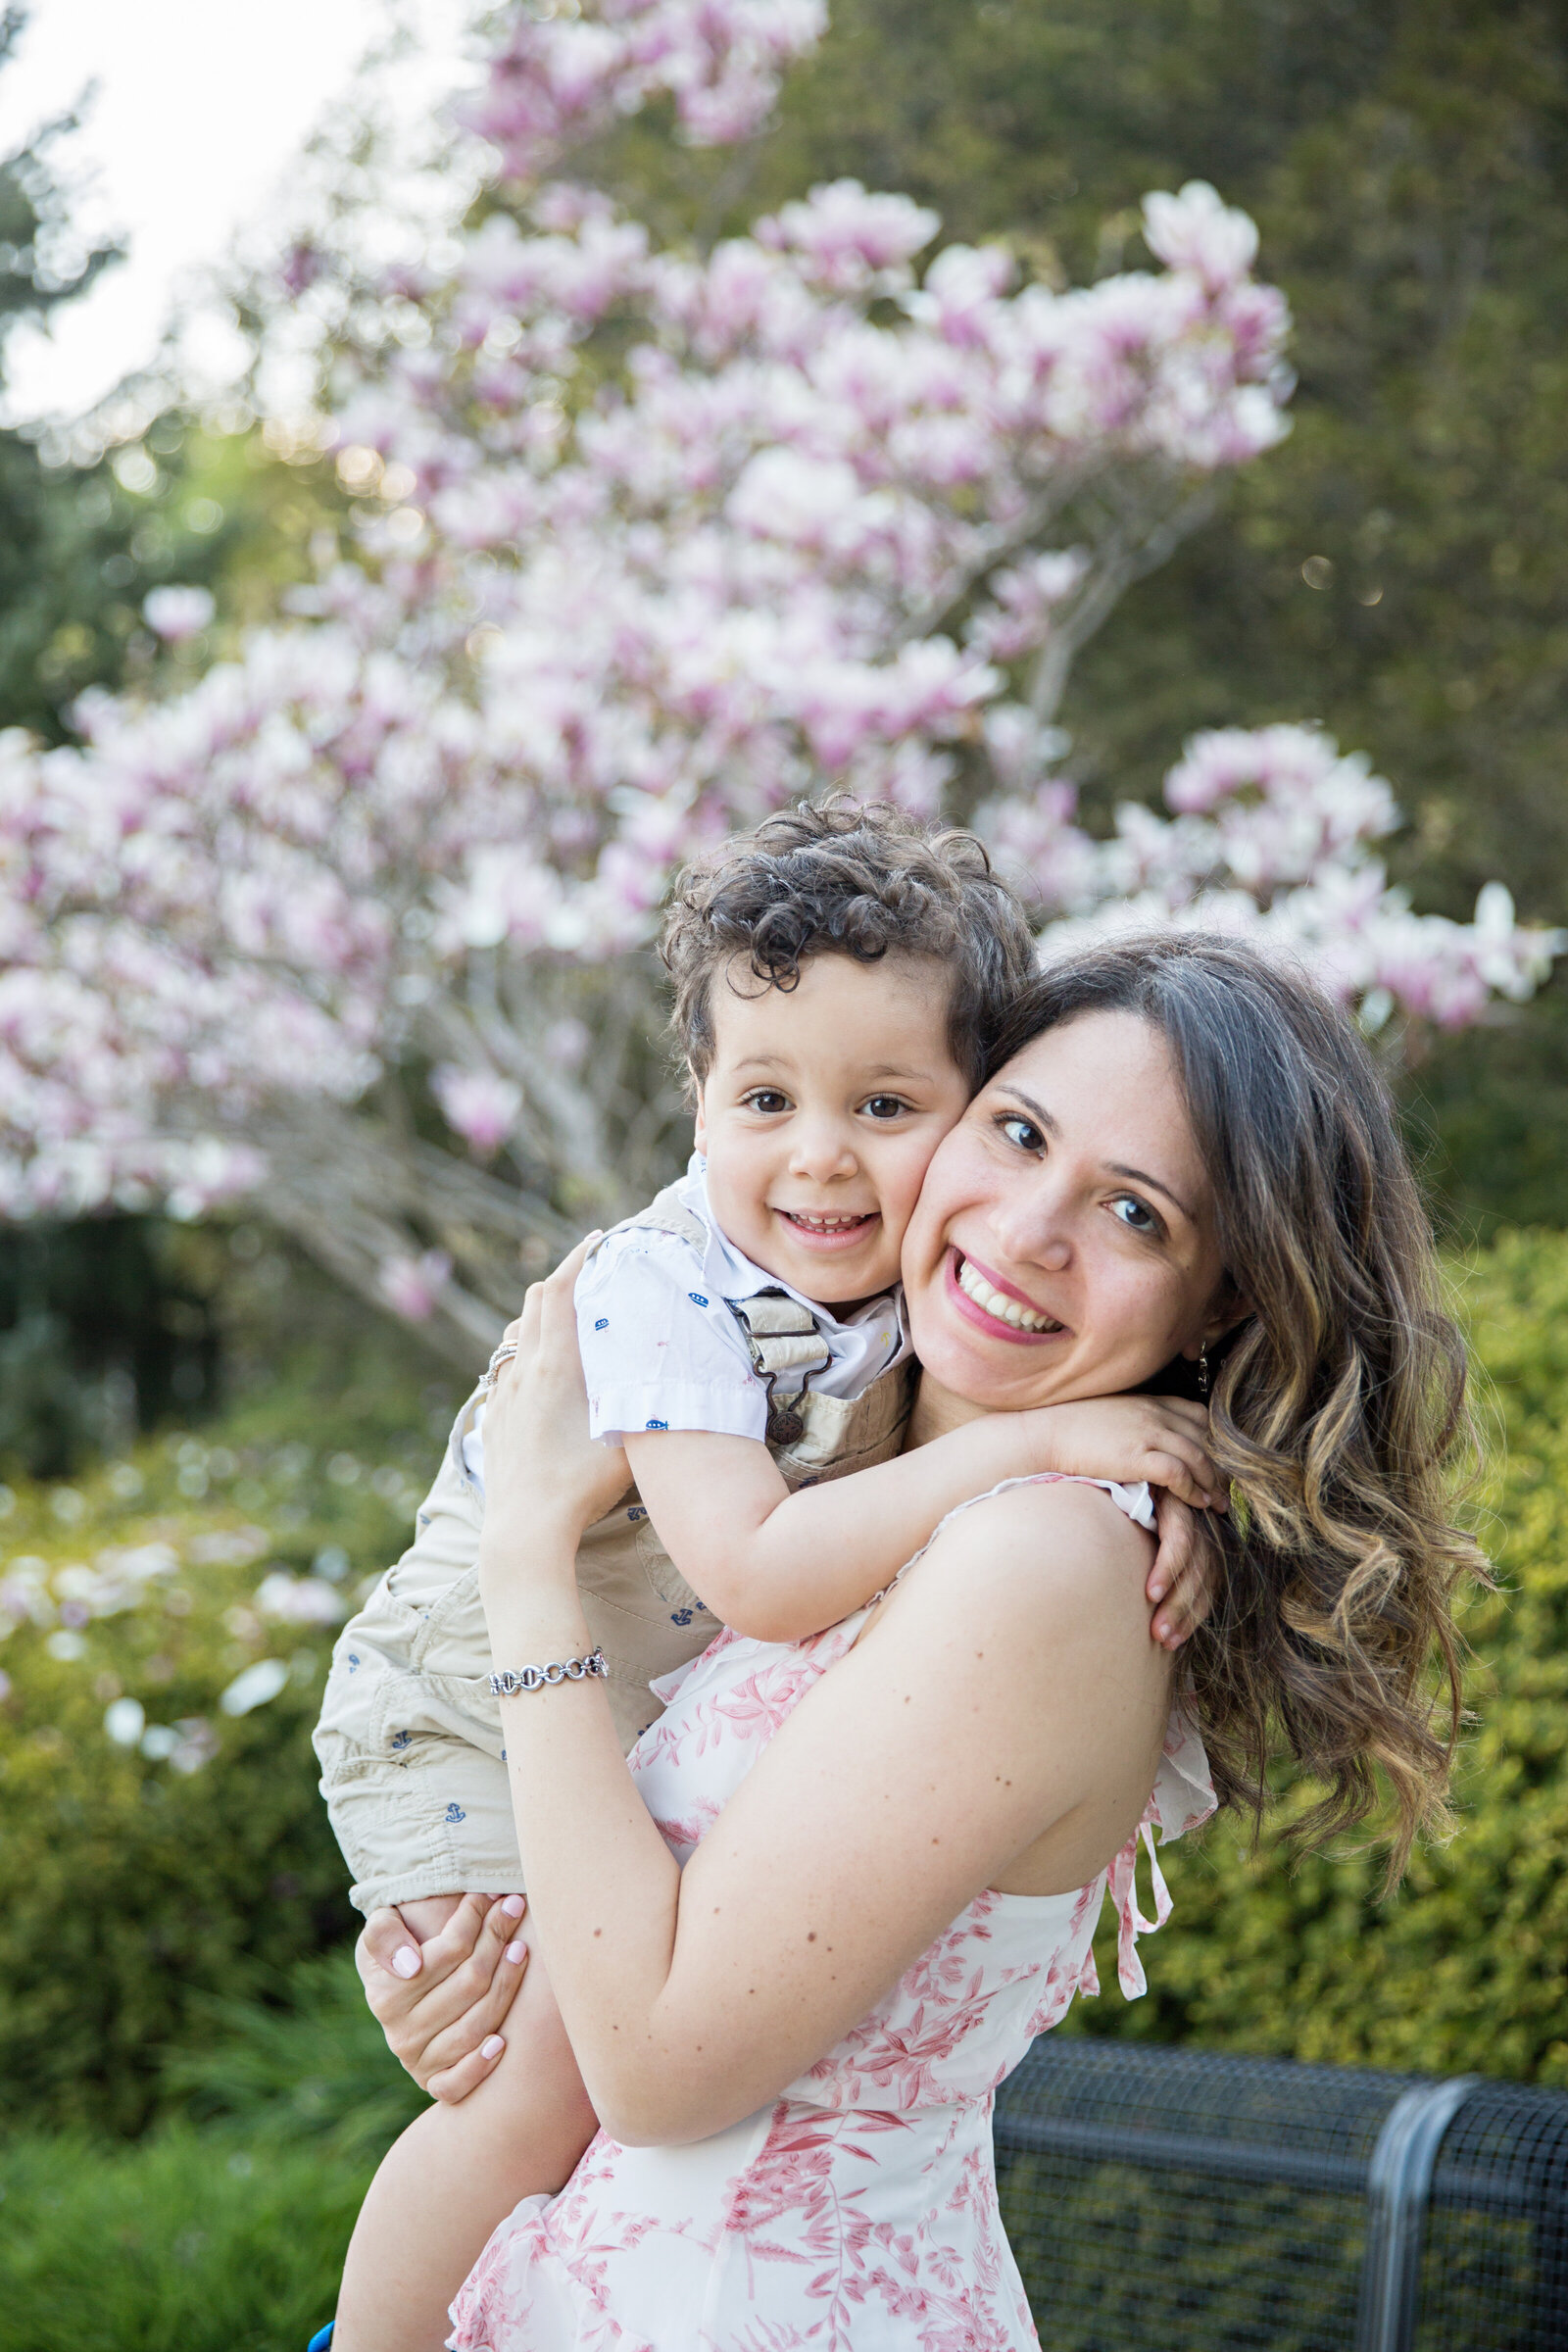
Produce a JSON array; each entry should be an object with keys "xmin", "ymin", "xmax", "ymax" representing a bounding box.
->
[{"xmin": 947, "ymin": 1248, "xmax": 1067, "ymax": 1342}]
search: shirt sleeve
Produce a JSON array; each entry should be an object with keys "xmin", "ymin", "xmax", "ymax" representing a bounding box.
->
[
  {"xmin": 460, "ymin": 1403, "xmax": 486, "ymax": 1499},
  {"xmin": 573, "ymin": 1235, "xmax": 766, "ymax": 1445}
]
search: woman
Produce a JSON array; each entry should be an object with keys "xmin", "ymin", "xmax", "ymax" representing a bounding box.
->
[{"xmin": 363, "ymin": 934, "xmax": 1479, "ymax": 2349}]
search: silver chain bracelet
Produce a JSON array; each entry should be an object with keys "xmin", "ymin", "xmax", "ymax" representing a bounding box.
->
[{"xmin": 488, "ymin": 1647, "xmax": 609, "ymax": 1698}]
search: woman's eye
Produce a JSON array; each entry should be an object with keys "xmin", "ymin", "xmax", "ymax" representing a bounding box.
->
[
  {"xmin": 744, "ymin": 1090, "xmax": 791, "ymax": 1115},
  {"xmin": 997, "ymin": 1113, "xmax": 1044, "ymax": 1153},
  {"xmin": 861, "ymin": 1095, "xmax": 910, "ymax": 1121},
  {"xmin": 1109, "ymin": 1195, "xmax": 1159, "ymax": 1236}
]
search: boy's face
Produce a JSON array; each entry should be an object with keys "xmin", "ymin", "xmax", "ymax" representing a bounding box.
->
[{"xmin": 693, "ymin": 952, "xmax": 972, "ymax": 1305}]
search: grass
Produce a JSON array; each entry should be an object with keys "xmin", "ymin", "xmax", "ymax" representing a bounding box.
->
[{"xmin": 0, "ymin": 2126, "xmax": 369, "ymax": 2352}]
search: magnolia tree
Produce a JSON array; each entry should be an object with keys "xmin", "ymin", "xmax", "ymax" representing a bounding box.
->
[{"xmin": 0, "ymin": 0, "xmax": 1559, "ymax": 1369}]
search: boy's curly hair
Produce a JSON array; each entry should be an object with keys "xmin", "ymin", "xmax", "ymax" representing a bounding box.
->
[{"xmin": 661, "ymin": 799, "xmax": 1037, "ymax": 1089}]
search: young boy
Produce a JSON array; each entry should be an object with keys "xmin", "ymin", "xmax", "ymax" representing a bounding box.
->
[{"xmin": 314, "ymin": 802, "xmax": 1219, "ymax": 2351}]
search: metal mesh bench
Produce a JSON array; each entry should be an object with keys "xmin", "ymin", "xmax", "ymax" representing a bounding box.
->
[{"xmin": 994, "ymin": 2038, "xmax": 1568, "ymax": 2350}]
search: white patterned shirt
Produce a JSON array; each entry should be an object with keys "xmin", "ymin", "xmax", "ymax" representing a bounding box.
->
[{"xmin": 463, "ymin": 1156, "xmax": 908, "ymax": 1491}]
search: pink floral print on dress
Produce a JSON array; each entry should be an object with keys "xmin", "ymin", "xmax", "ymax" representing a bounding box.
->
[{"xmin": 449, "ymin": 1477, "xmax": 1214, "ymax": 2350}]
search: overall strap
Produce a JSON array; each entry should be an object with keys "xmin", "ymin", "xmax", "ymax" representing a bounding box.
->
[
  {"xmin": 728, "ymin": 1290, "xmax": 834, "ymax": 1446},
  {"xmin": 587, "ymin": 1178, "xmax": 709, "ymax": 1260}
]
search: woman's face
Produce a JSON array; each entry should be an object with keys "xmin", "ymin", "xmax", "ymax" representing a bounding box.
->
[{"xmin": 902, "ymin": 1009, "xmax": 1230, "ymax": 1415}]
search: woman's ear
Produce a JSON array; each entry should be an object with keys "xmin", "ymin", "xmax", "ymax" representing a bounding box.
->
[{"xmin": 1181, "ymin": 1281, "xmax": 1254, "ymax": 1360}]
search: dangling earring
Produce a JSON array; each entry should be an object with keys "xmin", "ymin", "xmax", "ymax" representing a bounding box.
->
[{"xmin": 1198, "ymin": 1343, "xmax": 1211, "ymax": 1401}]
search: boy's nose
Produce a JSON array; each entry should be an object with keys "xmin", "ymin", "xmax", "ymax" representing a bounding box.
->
[{"xmin": 788, "ymin": 1121, "xmax": 858, "ymax": 1183}]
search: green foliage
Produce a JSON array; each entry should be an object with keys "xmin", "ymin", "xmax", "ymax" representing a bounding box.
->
[
  {"xmin": 1072, "ymin": 1225, "xmax": 1568, "ymax": 2083},
  {"xmin": 0, "ymin": 1218, "xmax": 222, "ymax": 1481},
  {"xmin": 0, "ymin": 2125, "xmax": 366, "ymax": 2352},
  {"xmin": 0, "ymin": 1344, "xmax": 457, "ymax": 2133},
  {"xmin": 2, "ymin": 1224, "xmax": 1564, "ymax": 2160},
  {"xmin": 168, "ymin": 1945, "xmax": 424, "ymax": 2166}
]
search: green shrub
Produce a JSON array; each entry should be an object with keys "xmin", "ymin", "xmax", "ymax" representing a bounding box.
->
[
  {"xmin": 168, "ymin": 1945, "xmax": 425, "ymax": 2165},
  {"xmin": 5, "ymin": 1227, "xmax": 1567, "ymax": 2141},
  {"xmin": 0, "ymin": 1356, "xmax": 456, "ymax": 2132},
  {"xmin": 0, "ymin": 2125, "xmax": 368, "ymax": 2352},
  {"xmin": 1076, "ymin": 1226, "xmax": 1568, "ymax": 2083}
]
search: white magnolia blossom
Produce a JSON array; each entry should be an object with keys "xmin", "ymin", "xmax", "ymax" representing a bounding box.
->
[{"xmin": 0, "ymin": 0, "xmax": 1558, "ymax": 1364}]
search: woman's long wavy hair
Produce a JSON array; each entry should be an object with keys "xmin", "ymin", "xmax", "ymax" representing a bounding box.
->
[{"xmin": 987, "ymin": 934, "xmax": 1487, "ymax": 1882}]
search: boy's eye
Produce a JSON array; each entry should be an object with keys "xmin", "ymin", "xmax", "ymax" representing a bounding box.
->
[
  {"xmin": 1109, "ymin": 1194, "xmax": 1160, "ymax": 1237},
  {"xmin": 861, "ymin": 1094, "xmax": 911, "ymax": 1121},
  {"xmin": 742, "ymin": 1089, "xmax": 791, "ymax": 1115}
]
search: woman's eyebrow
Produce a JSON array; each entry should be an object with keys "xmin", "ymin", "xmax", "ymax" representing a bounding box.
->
[
  {"xmin": 997, "ymin": 1085, "xmax": 1059, "ymax": 1135},
  {"xmin": 1106, "ymin": 1160, "xmax": 1195, "ymax": 1222}
]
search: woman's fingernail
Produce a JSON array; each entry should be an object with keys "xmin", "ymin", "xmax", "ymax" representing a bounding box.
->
[
  {"xmin": 505, "ymin": 1939, "xmax": 528, "ymax": 1964},
  {"xmin": 1149, "ymin": 1581, "xmax": 1166, "ymax": 1601},
  {"xmin": 391, "ymin": 1946, "xmax": 420, "ymax": 1980},
  {"xmin": 502, "ymin": 1893, "xmax": 525, "ymax": 1918},
  {"xmin": 481, "ymin": 2034, "xmax": 506, "ymax": 2059}
]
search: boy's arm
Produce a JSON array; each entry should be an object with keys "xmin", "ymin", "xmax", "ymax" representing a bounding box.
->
[{"xmin": 624, "ymin": 1394, "xmax": 1222, "ymax": 1644}]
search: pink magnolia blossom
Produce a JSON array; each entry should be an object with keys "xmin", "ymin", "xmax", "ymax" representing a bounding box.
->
[
  {"xmin": 142, "ymin": 586, "xmax": 216, "ymax": 642},
  {"xmin": 378, "ymin": 1250, "xmax": 454, "ymax": 1323},
  {"xmin": 0, "ymin": 0, "xmax": 1557, "ymax": 1367},
  {"xmin": 430, "ymin": 1065, "xmax": 524, "ymax": 1156}
]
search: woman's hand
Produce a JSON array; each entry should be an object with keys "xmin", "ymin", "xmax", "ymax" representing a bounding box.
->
[
  {"xmin": 357, "ymin": 1891, "xmax": 531, "ymax": 2103},
  {"xmin": 478, "ymin": 1237, "xmax": 633, "ymax": 1565}
]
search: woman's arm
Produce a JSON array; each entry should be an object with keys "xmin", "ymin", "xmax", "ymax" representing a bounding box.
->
[
  {"xmin": 479, "ymin": 1260, "xmax": 1174, "ymax": 2149},
  {"xmin": 624, "ymin": 1392, "xmax": 1220, "ymax": 1647}
]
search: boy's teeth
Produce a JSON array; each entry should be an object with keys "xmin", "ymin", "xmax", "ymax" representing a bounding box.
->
[
  {"xmin": 787, "ymin": 1211, "xmax": 870, "ymax": 1231},
  {"xmin": 956, "ymin": 1254, "xmax": 1059, "ymax": 1333}
]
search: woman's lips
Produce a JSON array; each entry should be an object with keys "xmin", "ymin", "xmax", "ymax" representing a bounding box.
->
[
  {"xmin": 774, "ymin": 1207, "xmax": 881, "ymax": 1252},
  {"xmin": 943, "ymin": 1248, "xmax": 1067, "ymax": 1346}
]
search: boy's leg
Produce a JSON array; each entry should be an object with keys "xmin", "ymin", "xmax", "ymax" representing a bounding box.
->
[{"xmin": 331, "ymin": 1943, "xmax": 598, "ymax": 2352}]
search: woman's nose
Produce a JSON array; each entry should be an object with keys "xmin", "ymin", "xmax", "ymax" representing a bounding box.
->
[{"xmin": 990, "ymin": 1189, "xmax": 1072, "ymax": 1274}]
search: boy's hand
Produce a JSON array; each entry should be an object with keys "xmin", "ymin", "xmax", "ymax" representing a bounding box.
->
[
  {"xmin": 1147, "ymin": 1492, "xmax": 1221, "ymax": 1651},
  {"xmin": 1020, "ymin": 1395, "xmax": 1226, "ymax": 1512}
]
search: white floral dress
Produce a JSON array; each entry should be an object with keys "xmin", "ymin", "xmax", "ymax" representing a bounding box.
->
[{"xmin": 448, "ymin": 1478, "xmax": 1215, "ymax": 2352}]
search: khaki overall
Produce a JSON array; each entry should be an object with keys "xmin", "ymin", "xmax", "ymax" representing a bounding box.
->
[{"xmin": 314, "ymin": 1181, "xmax": 915, "ymax": 1913}]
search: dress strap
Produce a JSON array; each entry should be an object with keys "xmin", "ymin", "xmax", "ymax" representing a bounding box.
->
[
  {"xmin": 1088, "ymin": 1705, "xmax": 1217, "ymax": 1999},
  {"xmin": 1105, "ymin": 1816, "xmax": 1173, "ymax": 1997}
]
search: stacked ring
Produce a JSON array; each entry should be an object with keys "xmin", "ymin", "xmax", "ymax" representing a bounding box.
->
[{"xmin": 478, "ymin": 1339, "xmax": 519, "ymax": 1394}]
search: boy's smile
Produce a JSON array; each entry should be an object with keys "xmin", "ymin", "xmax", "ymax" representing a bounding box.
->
[{"xmin": 694, "ymin": 952, "xmax": 972, "ymax": 1306}]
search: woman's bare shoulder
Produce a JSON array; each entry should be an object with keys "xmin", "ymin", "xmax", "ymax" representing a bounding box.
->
[
  {"xmin": 887, "ymin": 1475, "xmax": 1156, "ymax": 1648},
  {"xmin": 940, "ymin": 1474, "xmax": 1152, "ymax": 1575}
]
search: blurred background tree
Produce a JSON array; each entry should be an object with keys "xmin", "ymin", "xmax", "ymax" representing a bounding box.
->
[
  {"xmin": 787, "ymin": 0, "xmax": 1568, "ymax": 1231},
  {"xmin": 0, "ymin": 6, "xmax": 354, "ymax": 1477},
  {"xmin": 6, "ymin": 0, "xmax": 1563, "ymax": 1472},
  {"xmin": 602, "ymin": 0, "xmax": 1568, "ymax": 1232}
]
